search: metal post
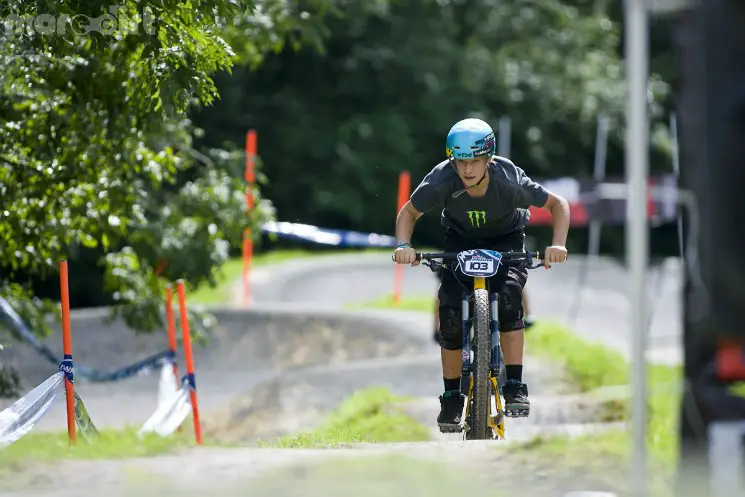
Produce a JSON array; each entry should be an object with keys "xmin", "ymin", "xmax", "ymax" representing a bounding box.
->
[
  {"xmin": 498, "ymin": 116, "xmax": 511, "ymax": 158},
  {"xmin": 625, "ymin": 0, "xmax": 649, "ymax": 495}
]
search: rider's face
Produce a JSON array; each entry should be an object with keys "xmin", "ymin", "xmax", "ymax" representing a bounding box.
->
[{"xmin": 454, "ymin": 156, "xmax": 488, "ymax": 188}]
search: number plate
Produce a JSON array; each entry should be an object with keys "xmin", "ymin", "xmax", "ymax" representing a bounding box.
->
[{"xmin": 456, "ymin": 250, "xmax": 502, "ymax": 278}]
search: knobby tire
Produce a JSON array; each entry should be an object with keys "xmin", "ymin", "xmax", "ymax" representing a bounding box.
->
[{"xmin": 469, "ymin": 288, "xmax": 491, "ymax": 440}]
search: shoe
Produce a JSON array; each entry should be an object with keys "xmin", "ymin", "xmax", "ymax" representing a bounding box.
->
[
  {"xmin": 502, "ymin": 380, "xmax": 530, "ymax": 417},
  {"xmin": 437, "ymin": 391, "xmax": 465, "ymax": 432}
]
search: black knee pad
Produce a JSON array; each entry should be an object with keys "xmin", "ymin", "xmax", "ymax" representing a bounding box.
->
[
  {"xmin": 437, "ymin": 306, "xmax": 462, "ymax": 350},
  {"xmin": 498, "ymin": 279, "xmax": 525, "ymax": 332}
]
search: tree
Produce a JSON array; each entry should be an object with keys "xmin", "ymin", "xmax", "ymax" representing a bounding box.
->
[
  {"xmin": 0, "ymin": 0, "xmax": 335, "ymax": 395},
  {"xmin": 192, "ymin": 0, "xmax": 672, "ymax": 249}
]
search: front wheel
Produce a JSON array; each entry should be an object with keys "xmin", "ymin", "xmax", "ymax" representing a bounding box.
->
[{"xmin": 467, "ymin": 288, "xmax": 491, "ymax": 440}]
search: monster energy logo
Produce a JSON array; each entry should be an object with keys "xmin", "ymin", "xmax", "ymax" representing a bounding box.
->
[{"xmin": 466, "ymin": 210, "xmax": 487, "ymax": 227}]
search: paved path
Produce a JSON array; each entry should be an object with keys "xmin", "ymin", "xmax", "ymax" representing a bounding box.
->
[{"xmin": 246, "ymin": 252, "xmax": 683, "ymax": 365}]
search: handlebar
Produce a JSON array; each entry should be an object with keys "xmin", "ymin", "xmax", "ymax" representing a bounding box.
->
[
  {"xmin": 390, "ymin": 249, "xmax": 544, "ymax": 269},
  {"xmin": 414, "ymin": 250, "xmax": 542, "ymax": 263}
]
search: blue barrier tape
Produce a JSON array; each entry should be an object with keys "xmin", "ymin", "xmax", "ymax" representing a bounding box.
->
[
  {"xmin": 58, "ymin": 355, "xmax": 74, "ymax": 384},
  {"xmin": 0, "ymin": 297, "xmax": 59, "ymax": 365},
  {"xmin": 0, "ymin": 296, "xmax": 174, "ymax": 383},
  {"xmin": 261, "ymin": 221, "xmax": 397, "ymax": 248},
  {"xmin": 2, "ymin": 222, "xmax": 395, "ymax": 383},
  {"xmin": 182, "ymin": 372, "xmax": 196, "ymax": 392},
  {"xmin": 75, "ymin": 349, "xmax": 174, "ymax": 382}
]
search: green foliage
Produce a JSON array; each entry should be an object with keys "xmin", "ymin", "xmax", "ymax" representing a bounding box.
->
[
  {"xmin": 0, "ymin": 1, "xmax": 336, "ymax": 392},
  {"xmin": 193, "ymin": 0, "xmax": 672, "ymax": 246}
]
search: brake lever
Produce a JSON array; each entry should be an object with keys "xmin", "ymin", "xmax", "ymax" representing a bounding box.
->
[{"xmin": 427, "ymin": 260, "xmax": 447, "ymax": 273}]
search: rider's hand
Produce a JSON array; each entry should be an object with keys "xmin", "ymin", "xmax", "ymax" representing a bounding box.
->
[
  {"xmin": 394, "ymin": 246, "xmax": 419, "ymax": 266},
  {"xmin": 543, "ymin": 245, "xmax": 568, "ymax": 269}
]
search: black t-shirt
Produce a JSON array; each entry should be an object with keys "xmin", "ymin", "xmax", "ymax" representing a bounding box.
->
[{"xmin": 410, "ymin": 156, "xmax": 549, "ymax": 238}]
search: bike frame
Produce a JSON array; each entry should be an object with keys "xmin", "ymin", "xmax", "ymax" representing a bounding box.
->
[
  {"xmin": 460, "ymin": 274, "xmax": 506, "ymax": 439},
  {"xmin": 397, "ymin": 249, "xmax": 542, "ymax": 440}
]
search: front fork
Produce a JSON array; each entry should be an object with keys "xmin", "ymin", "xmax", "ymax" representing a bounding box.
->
[
  {"xmin": 460, "ymin": 291, "xmax": 471, "ymax": 395},
  {"xmin": 489, "ymin": 292, "xmax": 501, "ymax": 377},
  {"xmin": 459, "ymin": 290, "xmax": 501, "ymax": 390}
]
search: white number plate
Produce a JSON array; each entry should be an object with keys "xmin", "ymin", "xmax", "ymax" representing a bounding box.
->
[{"xmin": 456, "ymin": 250, "xmax": 502, "ymax": 278}]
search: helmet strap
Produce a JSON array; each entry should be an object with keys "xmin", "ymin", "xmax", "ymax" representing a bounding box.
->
[{"xmin": 451, "ymin": 169, "xmax": 488, "ymax": 199}]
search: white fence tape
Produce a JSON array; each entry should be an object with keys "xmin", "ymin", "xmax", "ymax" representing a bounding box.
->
[
  {"xmin": 156, "ymin": 361, "xmax": 178, "ymax": 408},
  {"xmin": 0, "ymin": 361, "xmax": 184, "ymax": 449},
  {"xmin": 0, "ymin": 372, "xmax": 64, "ymax": 449},
  {"xmin": 138, "ymin": 363, "xmax": 191, "ymax": 437}
]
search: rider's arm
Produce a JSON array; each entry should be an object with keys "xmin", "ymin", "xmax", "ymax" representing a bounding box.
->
[
  {"xmin": 510, "ymin": 163, "xmax": 570, "ymax": 248},
  {"xmin": 395, "ymin": 201, "xmax": 423, "ymax": 244},
  {"xmin": 542, "ymin": 192, "xmax": 570, "ymax": 247},
  {"xmin": 399, "ymin": 166, "xmax": 447, "ymax": 243}
]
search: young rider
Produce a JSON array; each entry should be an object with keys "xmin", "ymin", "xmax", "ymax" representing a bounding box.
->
[
  {"xmin": 432, "ymin": 287, "xmax": 534, "ymax": 344},
  {"xmin": 393, "ymin": 118, "xmax": 570, "ymax": 430}
]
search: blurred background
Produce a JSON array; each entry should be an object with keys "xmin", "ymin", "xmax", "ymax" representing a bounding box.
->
[
  {"xmin": 6, "ymin": 1, "xmax": 744, "ymax": 496},
  {"xmin": 1, "ymin": 0, "xmax": 683, "ymax": 312}
]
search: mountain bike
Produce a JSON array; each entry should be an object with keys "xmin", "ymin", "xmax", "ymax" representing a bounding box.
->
[{"xmin": 396, "ymin": 248, "xmax": 543, "ymax": 440}]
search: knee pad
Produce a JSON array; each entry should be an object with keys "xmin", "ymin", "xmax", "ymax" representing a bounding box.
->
[
  {"xmin": 437, "ymin": 306, "xmax": 462, "ymax": 350},
  {"xmin": 498, "ymin": 279, "xmax": 525, "ymax": 332}
]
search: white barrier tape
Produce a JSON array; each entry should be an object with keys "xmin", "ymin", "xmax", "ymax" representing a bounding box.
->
[
  {"xmin": 138, "ymin": 385, "xmax": 191, "ymax": 437},
  {"xmin": 0, "ymin": 372, "xmax": 64, "ymax": 449},
  {"xmin": 156, "ymin": 362, "xmax": 178, "ymax": 409},
  {"xmin": 138, "ymin": 364, "xmax": 191, "ymax": 438}
]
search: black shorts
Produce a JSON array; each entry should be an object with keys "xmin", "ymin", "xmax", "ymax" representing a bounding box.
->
[{"xmin": 436, "ymin": 228, "xmax": 528, "ymax": 309}]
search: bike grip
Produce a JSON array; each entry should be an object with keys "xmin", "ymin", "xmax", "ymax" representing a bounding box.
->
[{"xmin": 391, "ymin": 253, "xmax": 422, "ymax": 262}]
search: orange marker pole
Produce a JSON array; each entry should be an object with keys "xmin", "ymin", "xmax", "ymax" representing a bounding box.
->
[
  {"xmin": 58, "ymin": 261, "xmax": 76, "ymax": 445},
  {"xmin": 164, "ymin": 287, "xmax": 179, "ymax": 384},
  {"xmin": 164, "ymin": 286, "xmax": 182, "ymax": 432},
  {"xmin": 393, "ymin": 170, "xmax": 411, "ymax": 304},
  {"xmin": 176, "ymin": 280, "xmax": 202, "ymax": 445},
  {"xmin": 243, "ymin": 129, "xmax": 257, "ymax": 306}
]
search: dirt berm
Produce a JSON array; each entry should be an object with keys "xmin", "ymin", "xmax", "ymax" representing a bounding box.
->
[{"xmin": 0, "ymin": 305, "xmax": 427, "ymax": 432}]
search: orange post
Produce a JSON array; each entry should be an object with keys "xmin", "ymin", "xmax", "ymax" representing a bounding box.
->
[
  {"xmin": 393, "ymin": 170, "xmax": 411, "ymax": 304},
  {"xmin": 176, "ymin": 280, "xmax": 203, "ymax": 445},
  {"xmin": 165, "ymin": 287, "xmax": 179, "ymax": 383},
  {"xmin": 164, "ymin": 286, "xmax": 182, "ymax": 432},
  {"xmin": 243, "ymin": 129, "xmax": 257, "ymax": 306},
  {"xmin": 58, "ymin": 261, "xmax": 76, "ymax": 445}
]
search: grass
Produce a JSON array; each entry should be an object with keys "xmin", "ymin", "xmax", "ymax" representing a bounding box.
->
[
  {"xmin": 0, "ymin": 426, "xmax": 191, "ymax": 467},
  {"xmin": 188, "ymin": 247, "xmax": 392, "ymax": 304},
  {"xmin": 345, "ymin": 292, "xmax": 437, "ymax": 311},
  {"xmin": 258, "ymin": 387, "xmax": 430, "ymax": 448},
  {"xmin": 517, "ymin": 321, "xmax": 682, "ymax": 495},
  {"xmin": 526, "ymin": 321, "xmax": 681, "ymax": 466},
  {"xmin": 353, "ymin": 293, "xmax": 683, "ymax": 488}
]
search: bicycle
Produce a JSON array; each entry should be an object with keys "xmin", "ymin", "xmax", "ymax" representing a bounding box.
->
[{"xmin": 393, "ymin": 248, "xmax": 544, "ymax": 441}]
